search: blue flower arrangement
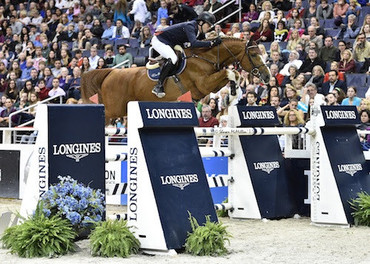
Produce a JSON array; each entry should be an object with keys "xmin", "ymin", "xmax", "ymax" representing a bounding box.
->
[{"xmin": 41, "ymin": 176, "xmax": 105, "ymax": 231}]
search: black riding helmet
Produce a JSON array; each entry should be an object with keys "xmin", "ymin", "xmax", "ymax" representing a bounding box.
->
[{"xmin": 196, "ymin": 11, "xmax": 216, "ymax": 27}]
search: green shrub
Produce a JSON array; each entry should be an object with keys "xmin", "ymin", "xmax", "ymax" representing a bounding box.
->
[
  {"xmin": 89, "ymin": 220, "xmax": 140, "ymax": 257},
  {"xmin": 185, "ymin": 213, "xmax": 231, "ymax": 256},
  {"xmin": 1, "ymin": 202, "xmax": 76, "ymax": 258},
  {"xmin": 217, "ymin": 198, "xmax": 229, "ymax": 218},
  {"xmin": 350, "ymin": 192, "xmax": 370, "ymax": 226}
]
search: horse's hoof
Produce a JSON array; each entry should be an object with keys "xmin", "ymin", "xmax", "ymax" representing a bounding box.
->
[{"xmin": 152, "ymin": 89, "xmax": 166, "ymax": 98}]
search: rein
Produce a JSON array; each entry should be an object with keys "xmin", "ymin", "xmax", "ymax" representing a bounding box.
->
[{"xmin": 185, "ymin": 41, "xmax": 265, "ymax": 77}]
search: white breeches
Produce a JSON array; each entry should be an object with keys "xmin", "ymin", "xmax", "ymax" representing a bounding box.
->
[{"xmin": 151, "ymin": 36, "xmax": 178, "ymax": 64}]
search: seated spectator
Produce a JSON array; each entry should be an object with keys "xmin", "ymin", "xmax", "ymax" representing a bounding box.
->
[
  {"xmin": 322, "ymin": 70, "xmax": 348, "ymax": 95},
  {"xmin": 90, "ymin": 19, "xmax": 104, "ymax": 39},
  {"xmin": 341, "ymin": 86, "xmax": 361, "ymax": 106},
  {"xmin": 278, "ymin": 98, "xmax": 304, "ymax": 119},
  {"xmin": 80, "ymin": 56, "xmax": 93, "ymax": 73},
  {"xmin": 51, "ymin": 59, "xmax": 63, "ymax": 78},
  {"xmin": 273, "ymin": 10, "xmax": 287, "ymax": 29},
  {"xmin": 5, "ymin": 80, "xmax": 18, "ymax": 101},
  {"xmin": 353, "ymin": 33, "xmax": 370, "ymax": 62},
  {"xmin": 34, "ymin": 79, "xmax": 50, "ymax": 101},
  {"xmin": 267, "ymin": 51, "xmax": 284, "ymax": 71},
  {"xmin": 333, "ymin": 0, "xmax": 349, "ymax": 27},
  {"xmin": 59, "ymin": 24, "xmax": 78, "ymax": 42},
  {"xmin": 48, "ymin": 77, "xmax": 66, "ymax": 99},
  {"xmin": 299, "ymin": 48, "xmax": 326, "ymax": 76},
  {"xmin": 102, "ymin": 19, "xmax": 116, "ymax": 39},
  {"xmin": 208, "ymin": 98, "xmax": 219, "ymax": 118},
  {"xmin": 269, "ymin": 64, "xmax": 285, "ymax": 87},
  {"xmin": 362, "ymin": 24, "xmax": 370, "ymax": 42},
  {"xmin": 319, "ymin": 36, "xmax": 339, "ymax": 63},
  {"xmin": 88, "ymin": 47, "xmax": 100, "ymax": 69},
  {"xmin": 131, "ymin": 20, "xmax": 143, "ymax": 39},
  {"xmin": 305, "ymin": 0, "xmax": 318, "ymax": 19},
  {"xmin": 80, "ymin": 28, "xmax": 101, "ymax": 50},
  {"xmin": 286, "ymin": 8, "xmax": 305, "ymax": 30},
  {"xmin": 357, "ymin": 109, "xmax": 370, "ymax": 142},
  {"xmin": 280, "ymin": 84, "xmax": 301, "ymax": 107},
  {"xmin": 359, "ymin": 58, "xmax": 370, "ymax": 74},
  {"xmin": 282, "ymin": 65, "xmax": 299, "ymax": 88},
  {"xmin": 345, "ymin": 0, "xmax": 362, "ymax": 23},
  {"xmin": 14, "ymin": 92, "xmax": 29, "ymax": 110},
  {"xmin": 301, "ymin": 82, "xmax": 326, "ymax": 106},
  {"xmin": 307, "ymin": 17, "xmax": 325, "ymax": 39},
  {"xmin": 301, "ymin": 26, "xmax": 323, "ymax": 53},
  {"xmin": 64, "ymin": 67, "xmax": 81, "ymax": 100},
  {"xmin": 229, "ymin": 23, "xmax": 241, "ymax": 38},
  {"xmin": 286, "ymin": 0, "xmax": 305, "ymax": 20},
  {"xmin": 316, "ymin": 0, "xmax": 333, "ymax": 20},
  {"xmin": 280, "ymin": 50, "xmax": 303, "ymax": 76},
  {"xmin": 20, "ymin": 58, "xmax": 34, "ymax": 81},
  {"xmin": 258, "ymin": 1, "xmax": 275, "ymax": 22},
  {"xmin": 358, "ymin": 98, "xmax": 370, "ymax": 111},
  {"xmin": 113, "ymin": 19, "xmax": 130, "ymax": 39},
  {"xmin": 156, "ymin": 0, "xmax": 168, "ymax": 26},
  {"xmin": 326, "ymin": 92, "xmax": 339, "ymax": 106},
  {"xmin": 335, "ymin": 14, "xmax": 361, "ymax": 40},
  {"xmin": 252, "ymin": 18, "xmax": 273, "ymax": 42},
  {"xmin": 58, "ymin": 67, "xmax": 70, "ymax": 90},
  {"xmin": 156, "ymin": 17, "xmax": 169, "ymax": 31},
  {"xmin": 138, "ymin": 26, "xmax": 152, "ymax": 48},
  {"xmin": 246, "ymin": 91, "xmax": 258, "ymax": 106},
  {"xmin": 283, "ymin": 109, "xmax": 305, "ymax": 127},
  {"xmin": 286, "ymin": 29, "xmax": 303, "ymax": 52},
  {"xmin": 332, "ymin": 87, "xmax": 347, "ymax": 104},
  {"xmin": 0, "ymin": 98, "xmax": 18, "ymax": 127},
  {"xmin": 198, "ymin": 104, "xmax": 219, "ymax": 127},
  {"xmin": 242, "ymin": 3, "xmax": 258, "ymax": 23},
  {"xmin": 307, "ymin": 65, "xmax": 325, "ymax": 91},
  {"xmin": 96, "ymin": 58, "xmax": 108, "ymax": 69},
  {"xmin": 258, "ymin": 44, "xmax": 268, "ymax": 62},
  {"xmin": 338, "ymin": 49, "xmax": 356, "ymax": 73},
  {"xmin": 274, "ymin": 20, "xmax": 288, "ymax": 42},
  {"xmin": 112, "ymin": 45, "xmax": 133, "ymax": 69}
]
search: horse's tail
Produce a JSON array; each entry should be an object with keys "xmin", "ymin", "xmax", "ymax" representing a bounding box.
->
[{"xmin": 80, "ymin": 69, "xmax": 114, "ymax": 103}]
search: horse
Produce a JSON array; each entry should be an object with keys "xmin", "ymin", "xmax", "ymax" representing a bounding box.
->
[{"xmin": 81, "ymin": 38, "xmax": 271, "ymax": 124}]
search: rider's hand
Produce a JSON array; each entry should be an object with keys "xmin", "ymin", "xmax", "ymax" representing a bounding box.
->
[{"xmin": 211, "ymin": 37, "xmax": 222, "ymax": 47}]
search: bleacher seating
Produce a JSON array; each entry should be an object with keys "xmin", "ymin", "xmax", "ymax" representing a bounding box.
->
[{"xmin": 346, "ymin": 74, "xmax": 368, "ymax": 97}]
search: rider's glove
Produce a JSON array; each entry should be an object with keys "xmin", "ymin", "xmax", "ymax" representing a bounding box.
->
[{"xmin": 211, "ymin": 37, "xmax": 222, "ymax": 47}]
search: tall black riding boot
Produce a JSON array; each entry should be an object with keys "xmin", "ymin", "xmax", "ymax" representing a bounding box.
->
[{"xmin": 152, "ymin": 59, "xmax": 176, "ymax": 98}]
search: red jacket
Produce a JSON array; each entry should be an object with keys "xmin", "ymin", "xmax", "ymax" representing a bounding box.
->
[{"xmin": 198, "ymin": 116, "xmax": 219, "ymax": 127}]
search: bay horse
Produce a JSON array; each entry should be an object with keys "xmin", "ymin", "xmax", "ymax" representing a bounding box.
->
[{"xmin": 81, "ymin": 38, "xmax": 270, "ymax": 123}]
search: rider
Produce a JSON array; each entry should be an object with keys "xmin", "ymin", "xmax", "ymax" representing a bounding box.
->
[{"xmin": 151, "ymin": 11, "xmax": 222, "ymax": 98}]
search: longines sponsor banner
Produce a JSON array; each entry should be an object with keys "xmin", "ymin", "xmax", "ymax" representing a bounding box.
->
[
  {"xmin": 139, "ymin": 102, "xmax": 198, "ymax": 127},
  {"xmin": 337, "ymin": 163, "xmax": 362, "ymax": 176},
  {"xmin": 52, "ymin": 142, "xmax": 102, "ymax": 162},
  {"xmin": 160, "ymin": 173, "xmax": 199, "ymax": 190},
  {"xmin": 253, "ymin": 161, "xmax": 280, "ymax": 174},
  {"xmin": 321, "ymin": 106, "xmax": 359, "ymax": 126},
  {"xmin": 237, "ymin": 106, "xmax": 280, "ymax": 127}
]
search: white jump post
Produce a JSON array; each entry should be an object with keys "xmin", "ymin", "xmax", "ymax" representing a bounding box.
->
[{"xmin": 127, "ymin": 101, "xmax": 217, "ymax": 254}]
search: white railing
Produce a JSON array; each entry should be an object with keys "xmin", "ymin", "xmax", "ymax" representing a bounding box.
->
[
  {"xmin": 8, "ymin": 94, "xmax": 64, "ymax": 128},
  {"xmin": 212, "ymin": 0, "xmax": 242, "ymax": 27},
  {"xmin": 112, "ymin": 59, "xmax": 130, "ymax": 69}
]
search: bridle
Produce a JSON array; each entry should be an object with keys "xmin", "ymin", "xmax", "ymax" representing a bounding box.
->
[{"xmin": 186, "ymin": 40, "xmax": 266, "ymax": 78}]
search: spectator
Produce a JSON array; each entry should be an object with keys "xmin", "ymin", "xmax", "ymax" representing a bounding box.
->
[
  {"xmin": 113, "ymin": 0, "xmax": 132, "ymax": 28},
  {"xmin": 80, "ymin": 56, "xmax": 93, "ymax": 73},
  {"xmin": 88, "ymin": 47, "xmax": 100, "ymax": 69},
  {"xmin": 29, "ymin": 68, "xmax": 39, "ymax": 87},
  {"xmin": 304, "ymin": 0, "xmax": 318, "ymax": 19},
  {"xmin": 258, "ymin": 1, "xmax": 275, "ymax": 22},
  {"xmin": 299, "ymin": 48, "xmax": 326, "ymax": 76},
  {"xmin": 333, "ymin": 0, "xmax": 349, "ymax": 27},
  {"xmin": 156, "ymin": 0, "xmax": 168, "ymax": 26},
  {"xmin": 301, "ymin": 26, "xmax": 323, "ymax": 53},
  {"xmin": 252, "ymin": 18, "xmax": 273, "ymax": 42},
  {"xmin": 20, "ymin": 80, "xmax": 36, "ymax": 101},
  {"xmin": 138, "ymin": 26, "xmax": 152, "ymax": 48},
  {"xmin": 5, "ymin": 80, "xmax": 18, "ymax": 101},
  {"xmin": 342, "ymin": 86, "xmax": 361, "ymax": 106},
  {"xmin": 321, "ymin": 70, "xmax": 347, "ymax": 95},
  {"xmin": 128, "ymin": 0, "xmax": 150, "ymax": 25},
  {"xmin": 242, "ymin": 3, "xmax": 258, "ymax": 23},
  {"xmin": 131, "ymin": 20, "xmax": 143, "ymax": 39},
  {"xmin": 274, "ymin": 20, "xmax": 289, "ymax": 42},
  {"xmin": 358, "ymin": 98, "xmax": 370, "ymax": 111},
  {"xmin": 156, "ymin": 17, "xmax": 169, "ymax": 31},
  {"xmin": 48, "ymin": 77, "xmax": 66, "ymax": 99},
  {"xmin": 104, "ymin": 46, "xmax": 115, "ymax": 67},
  {"xmin": 316, "ymin": 0, "xmax": 333, "ymax": 20},
  {"xmin": 338, "ymin": 49, "xmax": 356, "ymax": 73},
  {"xmin": 90, "ymin": 19, "xmax": 104, "ymax": 39},
  {"xmin": 96, "ymin": 58, "xmax": 108, "ymax": 69},
  {"xmin": 258, "ymin": 44, "xmax": 268, "ymax": 62},
  {"xmin": 81, "ymin": 28, "xmax": 101, "ymax": 50},
  {"xmin": 198, "ymin": 104, "xmax": 219, "ymax": 127},
  {"xmin": 14, "ymin": 92, "xmax": 29, "ymax": 110},
  {"xmin": 362, "ymin": 24, "xmax": 370, "ymax": 42},
  {"xmin": 267, "ymin": 51, "xmax": 284, "ymax": 71},
  {"xmin": 319, "ymin": 36, "xmax": 338, "ymax": 63},
  {"xmin": 50, "ymin": 41, "xmax": 61, "ymax": 59},
  {"xmin": 84, "ymin": 14, "xmax": 94, "ymax": 29},
  {"xmin": 282, "ymin": 65, "xmax": 299, "ymax": 88},
  {"xmin": 34, "ymin": 79, "xmax": 50, "ymax": 101},
  {"xmin": 9, "ymin": 15, "xmax": 22, "ymax": 35},
  {"xmin": 326, "ymin": 92, "xmax": 339, "ymax": 106},
  {"xmin": 307, "ymin": 17, "xmax": 325, "ymax": 39},
  {"xmin": 323, "ymin": 61, "xmax": 346, "ymax": 82},
  {"xmin": 278, "ymin": 99, "xmax": 305, "ymax": 120},
  {"xmin": 345, "ymin": 0, "xmax": 362, "ymax": 22},
  {"xmin": 287, "ymin": 29, "xmax": 303, "ymax": 51},
  {"xmin": 112, "ymin": 45, "xmax": 133, "ymax": 68},
  {"xmin": 335, "ymin": 14, "xmax": 361, "ymax": 40},
  {"xmin": 307, "ymin": 65, "xmax": 325, "ymax": 91},
  {"xmin": 270, "ymin": 64, "xmax": 285, "ymax": 87},
  {"xmin": 0, "ymin": 98, "xmax": 18, "ymax": 127},
  {"xmin": 20, "ymin": 58, "xmax": 34, "ymax": 81},
  {"xmin": 208, "ymin": 97, "xmax": 219, "ymax": 118},
  {"xmin": 102, "ymin": 19, "xmax": 116, "ymax": 39},
  {"xmin": 112, "ymin": 19, "xmax": 130, "ymax": 39},
  {"xmin": 353, "ymin": 33, "xmax": 370, "ymax": 62},
  {"xmin": 64, "ymin": 67, "xmax": 82, "ymax": 100},
  {"xmin": 30, "ymin": 9, "xmax": 43, "ymax": 28},
  {"xmin": 246, "ymin": 91, "xmax": 258, "ymax": 106},
  {"xmin": 273, "ymin": 10, "xmax": 287, "ymax": 29},
  {"xmin": 301, "ymin": 82, "xmax": 326, "ymax": 106},
  {"xmin": 286, "ymin": 0, "xmax": 305, "ymax": 19},
  {"xmin": 51, "ymin": 60, "xmax": 63, "ymax": 78},
  {"xmin": 280, "ymin": 51, "xmax": 303, "ymax": 76},
  {"xmin": 203, "ymin": 0, "xmax": 224, "ymax": 22},
  {"xmin": 59, "ymin": 23, "xmax": 78, "ymax": 42},
  {"xmin": 287, "ymin": 8, "xmax": 305, "ymax": 30},
  {"xmin": 332, "ymin": 87, "xmax": 346, "ymax": 104}
]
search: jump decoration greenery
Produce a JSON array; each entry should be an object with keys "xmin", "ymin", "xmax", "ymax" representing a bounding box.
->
[
  {"xmin": 217, "ymin": 198, "xmax": 229, "ymax": 217},
  {"xmin": 89, "ymin": 219, "xmax": 140, "ymax": 257},
  {"xmin": 349, "ymin": 191, "xmax": 370, "ymax": 226},
  {"xmin": 1, "ymin": 202, "xmax": 76, "ymax": 258},
  {"xmin": 185, "ymin": 213, "xmax": 231, "ymax": 256},
  {"xmin": 41, "ymin": 176, "xmax": 105, "ymax": 235}
]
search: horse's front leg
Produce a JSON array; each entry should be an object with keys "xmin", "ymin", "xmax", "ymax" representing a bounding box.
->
[{"xmin": 194, "ymin": 69, "xmax": 240, "ymax": 96}]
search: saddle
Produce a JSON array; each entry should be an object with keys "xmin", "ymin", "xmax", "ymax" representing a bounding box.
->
[{"xmin": 146, "ymin": 45, "xmax": 187, "ymax": 81}]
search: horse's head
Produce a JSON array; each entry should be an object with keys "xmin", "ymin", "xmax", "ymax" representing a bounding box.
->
[{"xmin": 241, "ymin": 40, "xmax": 271, "ymax": 84}]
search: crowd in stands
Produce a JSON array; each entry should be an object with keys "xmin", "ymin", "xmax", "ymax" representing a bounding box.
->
[{"xmin": 0, "ymin": 0, "xmax": 368, "ymax": 130}]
